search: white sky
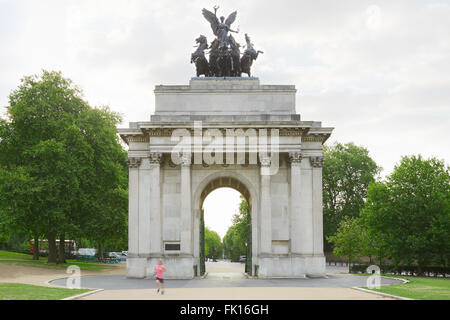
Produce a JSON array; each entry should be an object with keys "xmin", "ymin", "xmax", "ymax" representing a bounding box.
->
[
  {"xmin": 203, "ymin": 188, "xmax": 241, "ymax": 239},
  {"xmin": 1, "ymin": 0, "xmax": 449, "ymax": 236}
]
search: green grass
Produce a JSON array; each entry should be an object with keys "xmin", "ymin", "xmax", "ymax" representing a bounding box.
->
[
  {"xmin": 0, "ymin": 283, "xmax": 91, "ymax": 300},
  {"xmin": 0, "ymin": 251, "xmax": 33, "ymax": 259},
  {"xmin": 0, "ymin": 250, "xmax": 109, "ymax": 271},
  {"xmin": 361, "ymin": 274, "xmax": 450, "ymax": 300}
]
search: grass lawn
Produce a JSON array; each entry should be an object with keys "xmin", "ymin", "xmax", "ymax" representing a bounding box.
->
[
  {"xmin": 362, "ymin": 274, "xmax": 450, "ymax": 300},
  {"xmin": 0, "ymin": 250, "xmax": 109, "ymax": 271},
  {"xmin": 0, "ymin": 283, "xmax": 91, "ymax": 300}
]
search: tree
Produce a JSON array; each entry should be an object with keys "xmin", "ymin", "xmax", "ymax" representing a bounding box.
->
[
  {"xmin": 322, "ymin": 142, "xmax": 380, "ymax": 251},
  {"xmin": 76, "ymin": 106, "xmax": 128, "ymax": 260},
  {"xmin": 361, "ymin": 155, "xmax": 450, "ymax": 274},
  {"xmin": 204, "ymin": 227, "xmax": 222, "ymax": 260},
  {"xmin": 223, "ymin": 196, "xmax": 250, "ymax": 263},
  {"xmin": 0, "ymin": 70, "xmax": 128, "ymax": 263},
  {"xmin": 360, "ymin": 182, "xmax": 393, "ymax": 267},
  {"xmin": 223, "ymin": 225, "xmax": 243, "ymax": 262},
  {"xmin": 327, "ymin": 216, "xmax": 368, "ymax": 265},
  {"xmin": 0, "ymin": 71, "xmax": 90, "ymax": 262}
]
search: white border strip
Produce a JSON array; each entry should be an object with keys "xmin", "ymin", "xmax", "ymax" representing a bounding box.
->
[
  {"xmin": 351, "ymin": 275, "xmax": 413, "ymax": 300},
  {"xmin": 351, "ymin": 287, "xmax": 414, "ymax": 300},
  {"xmin": 45, "ymin": 276, "xmax": 102, "ymax": 290},
  {"xmin": 61, "ymin": 289, "xmax": 104, "ymax": 300}
]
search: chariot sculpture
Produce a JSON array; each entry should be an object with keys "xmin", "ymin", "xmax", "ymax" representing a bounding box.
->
[{"xmin": 191, "ymin": 6, "xmax": 263, "ymax": 77}]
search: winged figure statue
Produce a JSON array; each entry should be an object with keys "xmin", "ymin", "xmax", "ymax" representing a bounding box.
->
[{"xmin": 202, "ymin": 6, "xmax": 238, "ymax": 49}]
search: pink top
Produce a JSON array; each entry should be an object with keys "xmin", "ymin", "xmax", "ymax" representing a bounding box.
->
[{"xmin": 155, "ymin": 265, "xmax": 166, "ymax": 279}]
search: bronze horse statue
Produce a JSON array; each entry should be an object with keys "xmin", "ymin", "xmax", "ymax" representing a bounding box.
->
[
  {"xmin": 240, "ymin": 33, "xmax": 263, "ymax": 77},
  {"xmin": 191, "ymin": 35, "xmax": 210, "ymax": 77}
]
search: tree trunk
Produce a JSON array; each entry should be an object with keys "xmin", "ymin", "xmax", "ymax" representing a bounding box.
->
[
  {"xmin": 246, "ymin": 209, "xmax": 252, "ymax": 276},
  {"xmin": 33, "ymin": 234, "xmax": 39, "ymax": 261},
  {"xmin": 199, "ymin": 210, "xmax": 205, "ymax": 276},
  {"xmin": 58, "ymin": 233, "xmax": 66, "ymax": 264},
  {"xmin": 98, "ymin": 243, "xmax": 104, "ymax": 262},
  {"xmin": 417, "ymin": 263, "xmax": 424, "ymax": 276},
  {"xmin": 47, "ymin": 232, "xmax": 57, "ymax": 264}
]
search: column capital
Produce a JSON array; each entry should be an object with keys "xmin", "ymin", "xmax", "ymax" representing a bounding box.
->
[
  {"xmin": 180, "ymin": 152, "xmax": 192, "ymax": 166},
  {"xmin": 149, "ymin": 152, "xmax": 163, "ymax": 164},
  {"xmin": 259, "ymin": 154, "xmax": 271, "ymax": 167},
  {"xmin": 310, "ymin": 156, "xmax": 324, "ymax": 168},
  {"xmin": 127, "ymin": 157, "xmax": 142, "ymax": 168},
  {"xmin": 288, "ymin": 152, "xmax": 303, "ymax": 164}
]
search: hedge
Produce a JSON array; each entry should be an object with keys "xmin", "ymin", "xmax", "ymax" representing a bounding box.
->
[{"xmin": 350, "ymin": 264, "xmax": 449, "ymax": 277}]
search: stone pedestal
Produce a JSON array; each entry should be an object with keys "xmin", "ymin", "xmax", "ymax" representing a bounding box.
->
[{"xmin": 119, "ymin": 78, "xmax": 333, "ymax": 279}]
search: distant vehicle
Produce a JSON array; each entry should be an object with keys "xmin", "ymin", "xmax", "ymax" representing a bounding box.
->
[
  {"xmin": 121, "ymin": 251, "xmax": 128, "ymax": 256},
  {"xmin": 77, "ymin": 248, "xmax": 97, "ymax": 256},
  {"xmin": 106, "ymin": 252, "xmax": 121, "ymax": 259},
  {"xmin": 239, "ymin": 255, "xmax": 246, "ymax": 263},
  {"xmin": 30, "ymin": 239, "xmax": 76, "ymax": 257}
]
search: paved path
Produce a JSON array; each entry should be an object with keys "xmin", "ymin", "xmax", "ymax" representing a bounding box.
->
[
  {"xmin": 50, "ymin": 273, "xmax": 401, "ymax": 290},
  {"xmin": 48, "ymin": 261, "xmax": 398, "ymax": 300},
  {"xmin": 78, "ymin": 287, "xmax": 394, "ymax": 300}
]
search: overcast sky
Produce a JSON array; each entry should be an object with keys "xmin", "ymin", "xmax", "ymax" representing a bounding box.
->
[{"xmin": 1, "ymin": 0, "xmax": 449, "ymax": 238}]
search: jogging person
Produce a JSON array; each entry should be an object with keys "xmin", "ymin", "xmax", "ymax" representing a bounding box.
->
[{"xmin": 154, "ymin": 260, "xmax": 166, "ymax": 294}]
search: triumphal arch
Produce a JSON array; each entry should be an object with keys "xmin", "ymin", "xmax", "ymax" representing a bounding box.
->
[{"xmin": 118, "ymin": 7, "xmax": 333, "ymax": 279}]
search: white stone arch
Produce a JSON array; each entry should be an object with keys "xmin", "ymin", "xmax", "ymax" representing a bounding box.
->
[
  {"xmin": 121, "ymin": 78, "xmax": 333, "ymax": 279},
  {"xmin": 192, "ymin": 170, "xmax": 259, "ymax": 272}
]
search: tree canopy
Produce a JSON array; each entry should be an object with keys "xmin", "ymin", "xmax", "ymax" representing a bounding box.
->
[{"xmin": 361, "ymin": 155, "xmax": 450, "ymax": 272}]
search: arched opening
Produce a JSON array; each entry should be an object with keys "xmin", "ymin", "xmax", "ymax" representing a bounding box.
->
[{"xmin": 196, "ymin": 175, "xmax": 255, "ymax": 278}]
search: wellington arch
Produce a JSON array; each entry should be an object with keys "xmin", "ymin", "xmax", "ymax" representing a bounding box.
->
[{"xmin": 118, "ymin": 78, "xmax": 333, "ymax": 279}]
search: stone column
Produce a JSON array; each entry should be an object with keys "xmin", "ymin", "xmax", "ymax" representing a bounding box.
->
[
  {"xmin": 298, "ymin": 157, "xmax": 314, "ymax": 255},
  {"xmin": 180, "ymin": 153, "xmax": 192, "ymax": 255},
  {"xmin": 138, "ymin": 157, "xmax": 151, "ymax": 256},
  {"xmin": 259, "ymin": 156, "xmax": 272, "ymax": 255},
  {"xmin": 289, "ymin": 152, "xmax": 302, "ymax": 254},
  {"xmin": 127, "ymin": 157, "xmax": 141, "ymax": 257},
  {"xmin": 127, "ymin": 157, "xmax": 147, "ymax": 278},
  {"xmin": 149, "ymin": 152, "xmax": 163, "ymax": 255},
  {"xmin": 310, "ymin": 156, "xmax": 325, "ymax": 255}
]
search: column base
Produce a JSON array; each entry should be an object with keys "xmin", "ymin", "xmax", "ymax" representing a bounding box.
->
[
  {"xmin": 257, "ymin": 255, "xmax": 326, "ymax": 278},
  {"xmin": 305, "ymin": 255, "xmax": 326, "ymax": 277},
  {"xmin": 147, "ymin": 256, "xmax": 195, "ymax": 279},
  {"xmin": 126, "ymin": 258, "xmax": 148, "ymax": 278}
]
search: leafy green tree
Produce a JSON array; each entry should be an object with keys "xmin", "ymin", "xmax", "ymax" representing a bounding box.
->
[
  {"xmin": 75, "ymin": 105, "xmax": 128, "ymax": 259},
  {"xmin": 323, "ymin": 142, "xmax": 380, "ymax": 251},
  {"xmin": 223, "ymin": 225, "xmax": 242, "ymax": 262},
  {"xmin": 360, "ymin": 182, "xmax": 392, "ymax": 267},
  {"xmin": 204, "ymin": 227, "xmax": 223, "ymax": 260},
  {"xmin": 223, "ymin": 196, "xmax": 250, "ymax": 263},
  {"xmin": 327, "ymin": 216, "xmax": 368, "ymax": 265},
  {"xmin": 1, "ymin": 71, "xmax": 90, "ymax": 262},
  {"xmin": 0, "ymin": 70, "xmax": 128, "ymax": 263},
  {"xmin": 361, "ymin": 155, "xmax": 450, "ymax": 274}
]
